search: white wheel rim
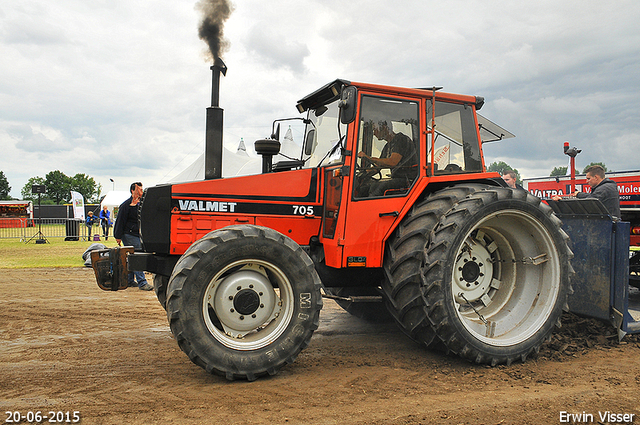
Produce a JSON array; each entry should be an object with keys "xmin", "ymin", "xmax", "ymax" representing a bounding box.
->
[
  {"xmin": 451, "ymin": 209, "xmax": 561, "ymax": 346},
  {"xmin": 202, "ymin": 259, "xmax": 294, "ymax": 350}
]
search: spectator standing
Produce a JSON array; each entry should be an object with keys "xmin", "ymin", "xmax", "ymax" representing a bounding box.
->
[
  {"xmin": 502, "ymin": 170, "xmax": 524, "ymax": 190},
  {"xmin": 553, "ymin": 165, "xmax": 620, "ymax": 219},
  {"xmin": 113, "ymin": 182, "xmax": 153, "ymax": 291},
  {"xmin": 85, "ymin": 211, "xmax": 98, "ymax": 241},
  {"xmin": 99, "ymin": 205, "xmax": 112, "ymax": 240}
]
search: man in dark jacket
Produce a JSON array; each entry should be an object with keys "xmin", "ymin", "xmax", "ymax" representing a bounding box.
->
[
  {"xmin": 357, "ymin": 121, "xmax": 418, "ymax": 197},
  {"xmin": 502, "ymin": 170, "xmax": 525, "ymax": 190},
  {"xmin": 575, "ymin": 165, "xmax": 621, "ymax": 219},
  {"xmin": 114, "ymin": 182, "xmax": 153, "ymax": 291}
]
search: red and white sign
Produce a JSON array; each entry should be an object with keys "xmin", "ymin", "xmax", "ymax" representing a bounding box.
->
[
  {"xmin": 524, "ymin": 171, "xmax": 640, "ymax": 211},
  {"xmin": 524, "ymin": 171, "xmax": 640, "ymax": 246}
]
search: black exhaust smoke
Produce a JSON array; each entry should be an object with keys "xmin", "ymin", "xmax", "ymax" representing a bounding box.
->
[
  {"xmin": 197, "ymin": 0, "xmax": 233, "ymax": 180},
  {"xmin": 196, "ymin": 0, "xmax": 233, "ymax": 62}
]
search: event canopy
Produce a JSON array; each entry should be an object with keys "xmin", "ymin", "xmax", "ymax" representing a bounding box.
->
[
  {"xmin": 170, "ymin": 131, "xmax": 303, "ymax": 183},
  {"xmin": 100, "ymin": 191, "xmax": 130, "ymax": 215}
]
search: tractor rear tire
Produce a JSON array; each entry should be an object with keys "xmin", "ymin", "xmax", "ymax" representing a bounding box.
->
[
  {"xmin": 425, "ymin": 185, "xmax": 572, "ymax": 364},
  {"xmin": 384, "ymin": 184, "xmax": 573, "ymax": 365},
  {"xmin": 382, "ymin": 185, "xmax": 484, "ymax": 347},
  {"xmin": 165, "ymin": 225, "xmax": 323, "ymax": 381}
]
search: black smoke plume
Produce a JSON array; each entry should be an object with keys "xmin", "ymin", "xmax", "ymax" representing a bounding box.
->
[{"xmin": 196, "ymin": 0, "xmax": 234, "ymax": 61}]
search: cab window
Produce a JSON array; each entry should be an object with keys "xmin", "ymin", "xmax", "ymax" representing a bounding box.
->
[
  {"xmin": 353, "ymin": 96, "xmax": 420, "ymax": 199},
  {"xmin": 427, "ymin": 101, "xmax": 482, "ymax": 174}
]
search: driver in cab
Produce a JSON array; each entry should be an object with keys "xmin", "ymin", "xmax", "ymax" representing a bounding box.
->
[{"xmin": 357, "ymin": 120, "xmax": 417, "ymax": 197}]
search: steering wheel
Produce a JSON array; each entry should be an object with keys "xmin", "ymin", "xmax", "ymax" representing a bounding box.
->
[
  {"xmin": 354, "ymin": 142, "xmax": 390, "ymax": 195},
  {"xmin": 357, "ymin": 155, "xmax": 383, "ymax": 180},
  {"xmin": 353, "ymin": 156, "xmax": 384, "ymax": 198}
]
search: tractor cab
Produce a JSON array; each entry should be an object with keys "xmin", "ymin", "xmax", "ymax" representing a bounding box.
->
[{"xmin": 283, "ymin": 80, "xmax": 496, "ymax": 269}]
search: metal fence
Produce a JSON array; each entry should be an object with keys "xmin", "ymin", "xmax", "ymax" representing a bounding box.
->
[{"xmin": 0, "ymin": 218, "xmax": 101, "ymax": 242}]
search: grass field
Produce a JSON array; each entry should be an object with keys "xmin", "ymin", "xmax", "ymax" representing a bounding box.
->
[{"xmin": 0, "ymin": 237, "xmax": 119, "ymax": 268}]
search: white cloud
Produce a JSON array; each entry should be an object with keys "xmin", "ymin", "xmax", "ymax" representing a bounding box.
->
[
  {"xmin": 8, "ymin": 124, "xmax": 75, "ymax": 153},
  {"xmin": 1, "ymin": 0, "xmax": 639, "ymax": 196},
  {"xmin": 244, "ymin": 25, "xmax": 309, "ymax": 74}
]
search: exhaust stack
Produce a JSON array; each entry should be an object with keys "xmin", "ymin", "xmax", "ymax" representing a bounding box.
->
[{"xmin": 204, "ymin": 58, "xmax": 227, "ymax": 180}]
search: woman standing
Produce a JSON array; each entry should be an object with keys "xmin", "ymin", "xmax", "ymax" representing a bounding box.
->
[{"xmin": 99, "ymin": 205, "xmax": 112, "ymax": 240}]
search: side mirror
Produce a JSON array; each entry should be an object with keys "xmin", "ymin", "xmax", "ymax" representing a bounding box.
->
[
  {"xmin": 304, "ymin": 129, "xmax": 316, "ymax": 156},
  {"xmin": 339, "ymin": 86, "xmax": 357, "ymax": 124},
  {"xmin": 271, "ymin": 123, "xmax": 281, "ymax": 141}
]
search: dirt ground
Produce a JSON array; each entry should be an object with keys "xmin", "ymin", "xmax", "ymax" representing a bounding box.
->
[{"xmin": 1, "ymin": 268, "xmax": 639, "ymax": 425}]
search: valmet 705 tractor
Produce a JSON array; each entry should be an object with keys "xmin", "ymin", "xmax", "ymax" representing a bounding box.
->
[{"xmin": 92, "ymin": 61, "xmax": 638, "ymax": 381}]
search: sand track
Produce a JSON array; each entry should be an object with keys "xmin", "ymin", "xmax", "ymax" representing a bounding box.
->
[{"xmin": 1, "ymin": 268, "xmax": 639, "ymax": 424}]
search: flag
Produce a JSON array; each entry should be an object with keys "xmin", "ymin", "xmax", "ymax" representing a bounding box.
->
[{"xmin": 71, "ymin": 191, "xmax": 85, "ymax": 220}]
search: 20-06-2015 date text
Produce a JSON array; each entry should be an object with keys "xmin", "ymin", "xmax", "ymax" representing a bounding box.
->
[{"xmin": 5, "ymin": 411, "xmax": 80, "ymax": 423}]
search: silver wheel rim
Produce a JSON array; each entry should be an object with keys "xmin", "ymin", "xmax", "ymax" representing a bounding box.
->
[
  {"xmin": 202, "ymin": 259, "xmax": 294, "ymax": 350},
  {"xmin": 451, "ymin": 209, "xmax": 561, "ymax": 346}
]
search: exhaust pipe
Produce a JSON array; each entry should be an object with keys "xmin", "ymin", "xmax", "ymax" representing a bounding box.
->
[{"xmin": 204, "ymin": 58, "xmax": 227, "ymax": 180}]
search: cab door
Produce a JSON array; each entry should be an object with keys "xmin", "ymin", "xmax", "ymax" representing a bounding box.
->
[
  {"xmin": 319, "ymin": 164, "xmax": 347, "ymax": 268},
  {"xmin": 340, "ymin": 94, "xmax": 423, "ymax": 268}
]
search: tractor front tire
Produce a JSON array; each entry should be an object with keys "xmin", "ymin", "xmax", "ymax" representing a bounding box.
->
[
  {"xmin": 153, "ymin": 274, "xmax": 169, "ymax": 310},
  {"xmin": 165, "ymin": 225, "xmax": 323, "ymax": 381}
]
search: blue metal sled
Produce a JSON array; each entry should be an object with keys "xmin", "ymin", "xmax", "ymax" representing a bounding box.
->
[{"xmin": 548, "ymin": 198, "xmax": 640, "ymax": 338}]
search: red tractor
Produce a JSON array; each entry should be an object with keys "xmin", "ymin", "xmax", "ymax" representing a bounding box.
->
[{"xmin": 93, "ymin": 63, "xmax": 576, "ymax": 380}]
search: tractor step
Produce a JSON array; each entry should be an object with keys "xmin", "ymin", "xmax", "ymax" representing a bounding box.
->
[{"xmin": 322, "ymin": 293, "xmax": 383, "ymax": 303}]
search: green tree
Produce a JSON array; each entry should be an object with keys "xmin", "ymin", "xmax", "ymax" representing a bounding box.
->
[
  {"xmin": 21, "ymin": 177, "xmax": 49, "ymax": 202},
  {"xmin": 550, "ymin": 166, "xmax": 568, "ymax": 177},
  {"xmin": 487, "ymin": 161, "xmax": 522, "ymax": 184},
  {"xmin": 582, "ymin": 162, "xmax": 607, "ymax": 174},
  {"xmin": 44, "ymin": 170, "xmax": 72, "ymax": 204},
  {"xmin": 70, "ymin": 173, "xmax": 101, "ymax": 203},
  {"xmin": 23, "ymin": 172, "xmax": 102, "ymax": 204},
  {"xmin": 0, "ymin": 171, "xmax": 11, "ymax": 200}
]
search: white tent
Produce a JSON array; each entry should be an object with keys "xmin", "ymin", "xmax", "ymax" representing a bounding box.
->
[
  {"xmin": 100, "ymin": 191, "xmax": 130, "ymax": 218},
  {"xmin": 170, "ymin": 146, "xmax": 261, "ymax": 183},
  {"xmin": 169, "ymin": 132, "xmax": 306, "ymax": 183}
]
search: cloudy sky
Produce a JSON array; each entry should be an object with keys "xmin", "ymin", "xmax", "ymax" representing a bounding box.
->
[{"xmin": 1, "ymin": 0, "xmax": 639, "ymax": 199}]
